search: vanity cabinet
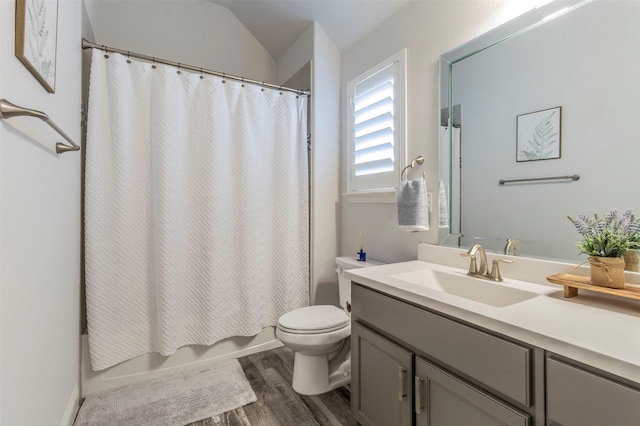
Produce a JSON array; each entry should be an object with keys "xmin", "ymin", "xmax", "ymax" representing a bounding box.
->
[
  {"xmin": 351, "ymin": 284, "xmax": 534, "ymax": 426},
  {"xmin": 352, "ymin": 321, "xmax": 530, "ymax": 426},
  {"xmin": 546, "ymin": 355, "xmax": 640, "ymax": 426}
]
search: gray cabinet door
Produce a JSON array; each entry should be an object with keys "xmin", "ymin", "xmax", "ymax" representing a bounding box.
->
[
  {"xmin": 352, "ymin": 321, "xmax": 413, "ymax": 426},
  {"xmin": 546, "ymin": 356, "xmax": 640, "ymax": 426},
  {"xmin": 415, "ymin": 357, "xmax": 530, "ymax": 426}
]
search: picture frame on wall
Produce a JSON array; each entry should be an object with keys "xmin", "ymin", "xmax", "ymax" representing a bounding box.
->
[
  {"xmin": 15, "ymin": 0, "xmax": 59, "ymax": 93},
  {"xmin": 516, "ymin": 106, "xmax": 561, "ymax": 162}
]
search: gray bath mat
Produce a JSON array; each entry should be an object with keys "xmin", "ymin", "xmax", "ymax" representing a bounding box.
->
[{"xmin": 74, "ymin": 359, "xmax": 256, "ymax": 426}]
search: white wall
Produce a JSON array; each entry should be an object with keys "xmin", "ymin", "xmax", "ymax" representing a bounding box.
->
[
  {"xmin": 339, "ymin": 0, "xmax": 548, "ymax": 263},
  {"xmin": 83, "ymin": 0, "xmax": 277, "ymax": 83},
  {"xmin": 309, "ymin": 24, "xmax": 341, "ymax": 305},
  {"xmin": 277, "ymin": 23, "xmax": 341, "ymax": 305},
  {"xmin": 277, "ymin": 23, "xmax": 313, "ymax": 87},
  {"xmin": 0, "ymin": 1, "xmax": 82, "ymax": 425}
]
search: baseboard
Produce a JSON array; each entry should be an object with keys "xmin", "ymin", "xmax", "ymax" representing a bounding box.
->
[
  {"xmin": 81, "ymin": 327, "xmax": 282, "ymax": 396},
  {"xmin": 60, "ymin": 383, "xmax": 79, "ymax": 426}
]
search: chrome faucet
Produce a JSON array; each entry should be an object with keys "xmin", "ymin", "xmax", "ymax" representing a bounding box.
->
[{"xmin": 460, "ymin": 244, "xmax": 512, "ymax": 282}]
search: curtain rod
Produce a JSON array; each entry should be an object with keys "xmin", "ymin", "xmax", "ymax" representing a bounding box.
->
[{"xmin": 82, "ymin": 39, "xmax": 311, "ymax": 96}]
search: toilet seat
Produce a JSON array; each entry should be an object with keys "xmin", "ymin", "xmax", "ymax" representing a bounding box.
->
[{"xmin": 278, "ymin": 305, "xmax": 349, "ymax": 335}]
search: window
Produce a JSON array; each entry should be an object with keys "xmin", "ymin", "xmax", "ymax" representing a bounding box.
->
[{"xmin": 347, "ymin": 49, "xmax": 406, "ymax": 200}]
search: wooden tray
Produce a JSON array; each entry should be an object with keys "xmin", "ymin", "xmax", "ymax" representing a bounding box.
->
[{"xmin": 547, "ymin": 273, "xmax": 640, "ymax": 300}]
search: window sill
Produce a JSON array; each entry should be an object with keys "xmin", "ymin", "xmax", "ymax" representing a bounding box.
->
[{"xmin": 345, "ymin": 190, "xmax": 396, "ymax": 204}]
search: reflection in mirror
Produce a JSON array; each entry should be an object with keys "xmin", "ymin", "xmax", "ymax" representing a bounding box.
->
[{"xmin": 438, "ymin": 0, "xmax": 640, "ymax": 263}]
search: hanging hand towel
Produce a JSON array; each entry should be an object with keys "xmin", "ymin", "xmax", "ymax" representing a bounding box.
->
[{"xmin": 396, "ymin": 177, "xmax": 429, "ymax": 232}]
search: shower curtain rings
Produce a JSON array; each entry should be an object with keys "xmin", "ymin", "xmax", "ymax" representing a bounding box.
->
[
  {"xmin": 152, "ymin": 57, "xmax": 156, "ymax": 69},
  {"xmin": 222, "ymin": 73, "xmax": 226, "ymax": 83},
  {"xmin": 241, "ymin": 77, "xmax": 245, "ymax": 87},
  {"xmin": 200, "ymin": 68, "xmax": 204, "ymax": 79},
  {"xmin": 103, "ymin": 45, "xmax": 109, "ymax": 58},
  {"xmin": 261, "ymin": 82, "xmax": 265, "ymax": 92},
  {"xmin": 126, "ymin": 51, "xmax": 131, "ymax": 64},
  {"xmin": 177, "ymin": 63, "xmax": 181, "ymax": 75}
]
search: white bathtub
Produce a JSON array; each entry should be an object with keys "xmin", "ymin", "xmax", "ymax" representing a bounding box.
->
[{"xmin": 80, "ymin": 327, "xmax": 281, "ymax": 396}]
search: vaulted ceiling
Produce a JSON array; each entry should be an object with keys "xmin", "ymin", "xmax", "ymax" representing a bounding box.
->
[{"xmin": 209, "ymin": 0, "xmax": 410, "ymax": 59}]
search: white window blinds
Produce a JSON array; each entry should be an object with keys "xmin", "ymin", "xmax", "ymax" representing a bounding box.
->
[{"xmin": 348, "ymin": 50, "xmax": 405, "ymax": 194}]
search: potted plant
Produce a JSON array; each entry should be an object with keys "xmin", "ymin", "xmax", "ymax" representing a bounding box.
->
[{"xmin": 568, "ymin": 209, "xmax": 640, "ymax": 288}]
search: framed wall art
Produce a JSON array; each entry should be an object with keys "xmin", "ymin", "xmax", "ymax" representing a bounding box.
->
[
  {"xmin": 15, "ymin": 0, "xmax": 59, "ymax": 93},
  {"xmin": 516, "ymin": 106, "xmax": 561, "ymax": 162}
]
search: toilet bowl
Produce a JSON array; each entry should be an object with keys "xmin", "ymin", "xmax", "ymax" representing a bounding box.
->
[{"xmin": 276, "ymin": 256, "xmax": 382, "ymax": 395}]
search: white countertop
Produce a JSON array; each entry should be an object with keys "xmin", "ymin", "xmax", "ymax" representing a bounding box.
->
[{"xmin": 345, "ymin": 245, "xmax": 640, "ymax": 384}]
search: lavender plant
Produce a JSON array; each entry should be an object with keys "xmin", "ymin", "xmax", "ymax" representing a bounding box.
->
[{"xmin": 568, "ymin": 209, "xmax": 640, "ymax": 257}]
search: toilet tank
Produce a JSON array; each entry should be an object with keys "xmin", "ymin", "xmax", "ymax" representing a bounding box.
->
[{"xmin": 335, "ymin": 256, "xmax": 383, "ymax": 314}]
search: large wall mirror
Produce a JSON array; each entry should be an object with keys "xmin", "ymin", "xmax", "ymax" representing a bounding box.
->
[{"xmin": 439, "ymin": 0, "xmax": 640, "ymax": 262}]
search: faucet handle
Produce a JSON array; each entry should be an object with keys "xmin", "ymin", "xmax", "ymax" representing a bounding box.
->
[
  {"xmin": 489, "ymin": 259, "xmax": 513, "ymax": 281},
  {"xmin": 460, "ymin": 253, "xmax": 478, "ymax": 275}
]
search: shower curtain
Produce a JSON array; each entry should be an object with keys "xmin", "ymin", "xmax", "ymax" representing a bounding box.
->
[{"xmin": 84, "ymin": 49, "xmax": 309, "ymax": 371}]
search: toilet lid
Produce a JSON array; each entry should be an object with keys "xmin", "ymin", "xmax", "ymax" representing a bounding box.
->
[{"xmin": 278, "ymin": 305, "xmax": 349, "ymax": 334}]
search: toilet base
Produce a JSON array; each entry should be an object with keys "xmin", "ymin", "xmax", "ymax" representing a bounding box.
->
[{"xmin": 291, "ymin": 340, "xmax": 351, "ymax": 395}]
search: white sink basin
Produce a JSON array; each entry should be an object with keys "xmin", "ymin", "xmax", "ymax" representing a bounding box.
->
[{"xmin": 390, "ymin": 269, "xmax": 540, "ymax": 307}]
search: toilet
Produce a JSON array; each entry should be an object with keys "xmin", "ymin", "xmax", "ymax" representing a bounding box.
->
[{"xmin": 276, "ymin": 256, "xmax": 382, "ymax": 395}]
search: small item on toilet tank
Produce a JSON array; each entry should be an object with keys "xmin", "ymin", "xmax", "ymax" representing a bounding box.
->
[{"xmin": 357, "ymin": 232, "xmax": 367, "ymax": 261}]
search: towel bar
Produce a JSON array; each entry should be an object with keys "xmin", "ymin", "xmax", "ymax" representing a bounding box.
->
[
  {"xmin": 499, "ymin": 174, "xmax": 579, "ymax": 185},
  {"xmin": 0, "ymin": 99, "xmax": 80, "ymax": 154}
]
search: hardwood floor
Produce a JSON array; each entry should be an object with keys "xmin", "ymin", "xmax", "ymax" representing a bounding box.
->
[{"xmin": 185, "ymin": 347, "xmax": 353, "ymax": 426}]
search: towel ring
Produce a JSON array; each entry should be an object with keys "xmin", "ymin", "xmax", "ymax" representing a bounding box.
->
[{"xmin": 400, "ymin": 156, "xmax": 425, "ymax": 181}]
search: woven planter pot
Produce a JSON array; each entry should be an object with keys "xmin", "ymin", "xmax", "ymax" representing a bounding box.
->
[
  {"xmin": 588, "ymin": 256, "xmax": 625, "ymax": 288},
  {"xmin": 623, "ymin": 250, "xmax": 639, "ymax": 272}
]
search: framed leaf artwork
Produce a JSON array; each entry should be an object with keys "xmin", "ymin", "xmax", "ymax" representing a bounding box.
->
[
  {"xmin": 15, "ymin": 0, "xmax": 59, "ymax": 93},
  {"xmin": 516, "ymin": 106, "xmax": 561, "ymax": 162}
]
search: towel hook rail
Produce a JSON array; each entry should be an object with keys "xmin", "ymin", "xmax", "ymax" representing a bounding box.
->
[
  {"xmin": 0, "ymin": 99, "xmax": 80, "ymax": 154},
  {"xmin": 400, "ymin": 155, "xmax": 425, "ymax": 181}
]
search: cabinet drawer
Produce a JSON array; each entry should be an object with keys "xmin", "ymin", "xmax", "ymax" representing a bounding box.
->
[
  {"xmin": 352, "ymin": 284, "xmax": 532, "ymax": 406},
  {"xmin": 546, "ymin": 356, "xmax": 640, "ymax": 426}
]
